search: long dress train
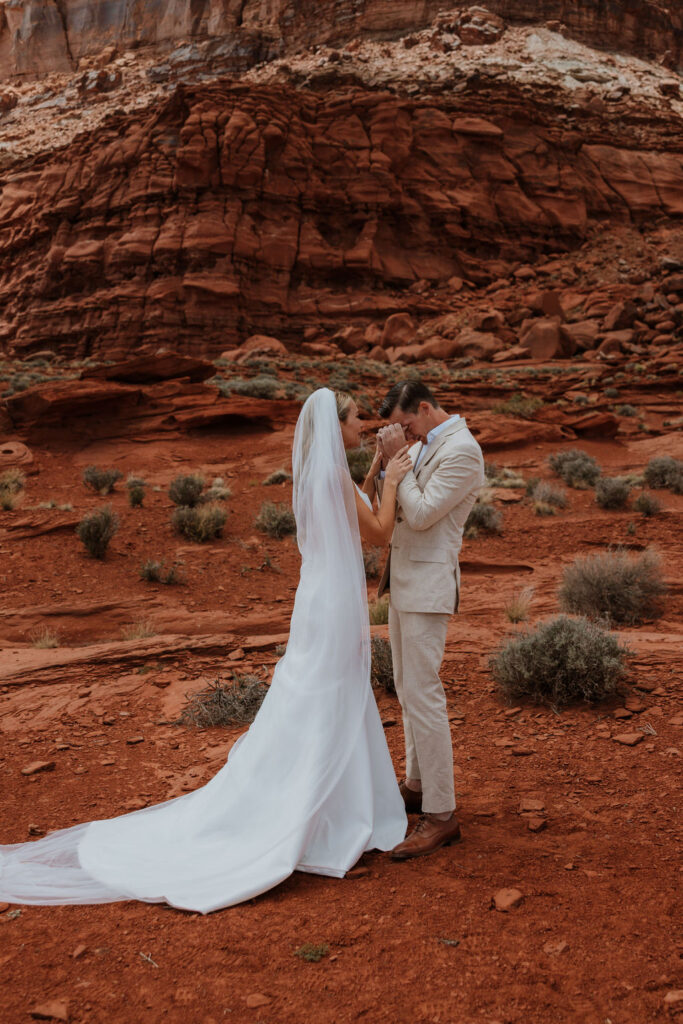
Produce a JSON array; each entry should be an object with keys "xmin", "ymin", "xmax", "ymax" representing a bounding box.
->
[{"xmin": 0, "ymin": 388, "xmax": 407, "ymax": 913}]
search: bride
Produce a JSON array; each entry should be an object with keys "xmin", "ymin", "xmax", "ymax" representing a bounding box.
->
[{"xmin": 0, "ymin": 387, "xmax": 413, "ymax": 913}]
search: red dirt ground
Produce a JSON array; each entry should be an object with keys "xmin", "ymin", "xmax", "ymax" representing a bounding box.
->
[{"xmin": 0, "ymin": 361, "xmax": 681, "ymax": 1024}]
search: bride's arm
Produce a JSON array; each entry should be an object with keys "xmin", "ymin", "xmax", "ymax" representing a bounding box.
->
[
  {"xmin": 353, "ymin": 446, "xmax": 412, "ymax": 545},
  {"xmin": 360, "ymin": 446, "xmax": 382, "ymax": 504}
]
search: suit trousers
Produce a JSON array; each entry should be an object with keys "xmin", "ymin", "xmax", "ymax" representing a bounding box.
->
[{"xmin": 388, "ymin": 604, "xmax": 455, "ymax": 814}]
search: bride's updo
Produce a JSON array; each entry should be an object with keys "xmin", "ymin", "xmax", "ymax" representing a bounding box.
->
[{"xmin": 335, "ymin": 392, "xmax": 353, "ymax": 422}]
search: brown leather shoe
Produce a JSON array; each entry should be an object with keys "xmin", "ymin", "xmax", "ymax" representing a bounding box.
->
[
  {"xmin": 399, "ymin": 780, "xmax": 423, "ymax": 814},
  {"xmin": 390, "ymin": 812, "xmax": 462, "ymax": 860}
]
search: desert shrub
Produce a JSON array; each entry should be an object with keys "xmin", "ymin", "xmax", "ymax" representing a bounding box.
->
[
  {"xmin": 464, "ymin": 501, "xmax": 502, "ymax": 539},
  {"xmin": 525, "ymin": 476, "xmax": 540, "ymax": 496},
  {"xmin": 347, "ymin": 446, "xmax": 374, "ymax": 484},
  {"xmin": 203, "ymin": 476, "xmax": 231, "ymax": 502},
  {"xmin": 263, "ymin": 469, "xmax": 292, "ymax": 485},
  {"xmin": 534, "ymin": 501, "xmax": 556, "ymax": 516},
  {"xmin": 493, "ymin": 393, "xmax": 543, "ymax": 419},
  {"xmin": 549, "ymin": 449, "xmax": 600, "ymax": 489},
  {"xmin": 604, "ymin": 387, "xmax": 619, "ymax": 398},
  {"xmin": 559, "ymin": 548, "xmax": 665, "ymax": 624},
  {"xmin": 0, "ymin": 468, "xmax": 25, "ymax": 509},
  {"xmin": 490, "ymin": 615, "xmax": 628, "ymax": 707},
  {"xmin": 531, "ymin": 481, "xmax": 568, "ymax": 509},
  {"xmin": 595, "ymin": 477, "xmax": 631, "ymax": 510},
  {"xmin": 127, "ymin": 475, "xmax": 146, "ymax": 507},
  {"xmin": 633, "ymin": 492, "xmax": 660, "ymax": 517},
  {"xmin": 369, "ymin": 595, "xmax": 389, "ymax": 625},
  {"xmin": 177, "ymin": 674, "xmax": 269, "ymax": 727},
  {"xmin": 218, "ymin": 374, "xmax": 279, "ymax": 399},
  {"xmin": 643, "ymin": 456, "xmax": 683, "ymax": 494},
  {"xmin": 172, "ymin": 503, "xmax": 226, "ymax": 542},
  {"xmin": 82, "ymin": 465, "xmax": 123, "ymax": 495},
  {"xmin": 121, "ymin": 620, "xmax": 156, "ymax": 641},
  {"xmin": 139, "ymin": 559, "xmax": 183, "ymax": 584},
  {"xmin": 76, "ymin": 505, "xmax": 119, "ymax": 558},
  {"xmin": 294, "ymin": 943, "xmax": 329, "ymax": 963},
  {"xmin": 169, "ymin": 473, "xmax": 205, "ymax": 507},
  {"xmin": 255, "ymin": 501, "xmax": 296, "ymax": 538},
  {"xmin": 616, "ymin": 404, "xmax": 637, "ymax": 417},
  {"xmin": 504, "ymin": 587, "xmax": 534, "ymax": 623},
  {"xmin": 371, "ymin": 635, "xmax": 394, "ymax": 692},
  {"xmin": 363, "ymin": 546, "xmax": 383, "ymax": 579}
]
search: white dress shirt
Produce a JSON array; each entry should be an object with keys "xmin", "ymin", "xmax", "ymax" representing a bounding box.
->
[{"xmin": 413, "ymin": 415, "xmax": 460, "ymax": 472}]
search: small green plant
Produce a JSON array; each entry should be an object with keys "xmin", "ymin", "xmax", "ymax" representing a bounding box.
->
[
  {"xmin": 121, "ymin": 620, "xmax": 156, "ymax": 641},
  {"xmin": 363, "ymin": 546, "xmax": 383, "ymax": 580},
  {"xmin": 549, "ymin": 449, "xmax": 601, "ymax": 489},
  {"xmin": 30, "ymin": 626, "xmax": 59, "ymax": 649},
  {"xmin": 493, "ymin": 393, "xmax": 544, "ymax": 419},
  {"xmin": 127, "ymin": 475, "xmax": 146, "ymax": 507},
  {"xmin": 559, "ymin": 548, "xmax": 665, "ymax": 624},
  {"xmin": 347, "ymin": 447, "xmax": 374, "ymax": 485},
  {"xmin": 633, "ymin": 492, "xmax": 660, "ymax": 517},
  {"xmin": 139, "ymin": 560, "xmax": 183, "ymax": 584},
  {"xmin": 464, "ymin": 501, "xmax": 502, "ymax": 539},
  {"xmin": 82, "ymin": 465, "xmax": 123, "ymax": 495},
  {"xmin": 177, "ymin": 674, "xmax": 269, "ymax": 727},
  {"xmin": 504, "ymin": 587, "xmax": 534, "ymax": 623},
  {"xmin": 490, "ymin": 615, "xmax": 629, "ymax": 707},
  {"xmin": 76, "ymin": 505, "xmax": 119, "ymax": 558},
  {"xmin": 172, "ymin": 503, "xmax": 227, "ymax": 542},
  {"xmin": 371, "ymin": 635, "xmax": 394, "ymax": 692},
  {"xmin": 263, "ymin": 469, "xmax": 292, "ymax": 485},
  {"xmin": 369, "ymin": 595, "xmax": 389, "ymax": 625},
  {"xmin": 255, "ymin": 501, "xmax": 296, "ymax": 539},
  {"xmin": 644, "ymin": 456, "xmax": 682, "ymax": 494},
  {"xmin": 294, "ymin": 943, "xmax": 329, "ymax": 963},
  {"xmin": 595, "ymin": 477, "xmax": 631, "ymax": 510},
  {"xmin": 169, "ymin": 474, "xmax": 205, "ymax": 508}
]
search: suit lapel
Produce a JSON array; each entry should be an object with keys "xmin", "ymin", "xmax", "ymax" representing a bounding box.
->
[{"xmin": 416, "ymin": 417, "xmax": 468, "ymax": 477}]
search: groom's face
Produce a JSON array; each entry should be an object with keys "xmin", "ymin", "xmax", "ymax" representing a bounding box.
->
[{"xmin": 389, "ymin": 402, "xmax": 431, "ymax": 444}]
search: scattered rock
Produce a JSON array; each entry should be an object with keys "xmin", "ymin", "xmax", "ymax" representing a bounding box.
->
[
  {"xmin": 30, "ymin": 1001, "xmax": 69, "ymax": 1022},
  {"xmin": 126, "ymin": 735, "xmax": 144, "ymax": 745},
  {"xmin": 543, "ymin": 939, "xmax": 569, "ymax": 956},
  {"xmin": 518, "ymin": 797, "xmax": 545, "ymax": 813},
  {"xmin": 527, "ymin": 816, "xmax": 547, "ymax": 833},
  {"xmin": 664, "ymin": 990, "xmax": 683, "ymax": 1006},
  {"xmin": 493, "ymin": 888, "xmax": 524, "ymax": 912},
  {"xmin": 346, "ymin": 866, "xmax": 370, "ymax": 879},
  {"xmin": 612, "ymin": 732, "xmax": 644, "ymax": 747},
  {"xmin": 21, "ymin": 761, "xmax": 56, "ymax": 776},
  {"xmin": 244, "ymin": 993, "xmax": 272, "ymax": 1009}
]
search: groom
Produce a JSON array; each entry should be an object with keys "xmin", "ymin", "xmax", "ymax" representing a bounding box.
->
[{"xmin": 375, "ymin": 380, "xmax": 485, "ymax": 859}]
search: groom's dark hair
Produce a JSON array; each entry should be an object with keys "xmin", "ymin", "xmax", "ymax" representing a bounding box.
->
[{"xmin": 378, "ymin": 380, "xmax": 440, "ymax": 419}]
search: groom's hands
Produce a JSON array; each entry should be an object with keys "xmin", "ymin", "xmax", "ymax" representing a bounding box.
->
[{"xmin": 377, "ymin": 424, "xmax": 408, "ymax": 463}]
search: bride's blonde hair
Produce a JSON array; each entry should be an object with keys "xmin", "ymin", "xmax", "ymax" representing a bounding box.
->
[{"xmin": 335, "ymin": 391, "xmax": 353, "ymax": 422}]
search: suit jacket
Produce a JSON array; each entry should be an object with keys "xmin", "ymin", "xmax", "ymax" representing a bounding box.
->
[{"xmin": 377, "ymin": 417, "xmax": 485, "ymax": 614}]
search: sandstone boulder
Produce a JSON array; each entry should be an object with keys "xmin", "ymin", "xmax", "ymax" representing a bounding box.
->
[
  {"xmin": 457, "ymin": 328, "xmax": 504, "ymax": 361},
  {"xmin": 381, "ymin": 313, "xmax": 416, "ymax": 349},
  {"xmin": 83, "ymin": 352, "xmax": 215, "ymax": 383},
  {"xmin": 521, "ymin": 319, "xmax": 575, "ymax": 360}
]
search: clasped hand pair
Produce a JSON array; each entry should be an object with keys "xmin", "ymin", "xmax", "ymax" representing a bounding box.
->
[{"xmin": 367, "ymin": 424, "xmax": 412, "ymax": 486}]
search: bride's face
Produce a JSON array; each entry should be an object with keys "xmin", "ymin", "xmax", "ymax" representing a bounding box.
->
[{"xmin": 340, "ymin": 400, "xmax": 363, "ymax": 449}]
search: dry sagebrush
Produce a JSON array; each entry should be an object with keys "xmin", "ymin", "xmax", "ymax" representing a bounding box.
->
[{"xmin": 559, "ymin": 548, "xmax": 665, "ymax": 624}]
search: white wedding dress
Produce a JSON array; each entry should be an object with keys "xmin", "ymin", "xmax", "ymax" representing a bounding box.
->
[{"xmin": 0, "ymin": 389, "xmax": 407, "ymax": 913}]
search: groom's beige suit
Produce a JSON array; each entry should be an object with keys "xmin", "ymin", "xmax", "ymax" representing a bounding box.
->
[{"xmin": 377, "ymin": 416, "xmax": 485, "ymax": 814}]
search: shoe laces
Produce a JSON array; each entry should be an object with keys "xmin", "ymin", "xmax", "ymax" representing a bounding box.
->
[{"xmin": 414, "ymin": 814, "xmax": 432, "ymax": 835}]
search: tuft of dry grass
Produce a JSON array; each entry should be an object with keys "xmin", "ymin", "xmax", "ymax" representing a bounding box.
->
[
  {"xmin": 76, "ymin": 505, "xmax": 119, "ymax": 559},
  {"xmin": 83, "ymin": 465, "xmax": 122, "ymax": 495},
  {"xmin": 172, "ymin": 503, "xmax": 227, "ymax": 542},
  {"xmin": 0, "ymin": 468, "xmax": 25, "ymax": 510},
  {"xmin": 263, "ymin": 469, "xmax": 292, "ymax": 485},
  {"xmin": 504, "ymin": 587, "xmax": 534, "ymax": 623},
  {"xmin": 531, "ymin": 480, "xmax": 568, "ymax": 509},
  {"xmin": 121, "ymin": 620, "xmax": 156, "ymax": 641},
  {"xmin": 369, "ymin": 595, "xmax": 389, "ymax": 625},
  {"xmin": 30, "ymin": 626, "xmax": 60, "ymax": 649}
]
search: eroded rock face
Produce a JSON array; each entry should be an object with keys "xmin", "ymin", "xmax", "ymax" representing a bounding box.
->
[
  {"xmin": 1, "ymin": 76, "xmax": 681, "ymax": 359},
  {"xmin": 0, "ymin": 1, "xmax": 680, "ymax": 81}
]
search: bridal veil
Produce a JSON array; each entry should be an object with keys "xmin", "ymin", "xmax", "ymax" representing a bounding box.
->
[{"xmin": 0, "ymin": 388, "xmax": 405, "ymax": 913}]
